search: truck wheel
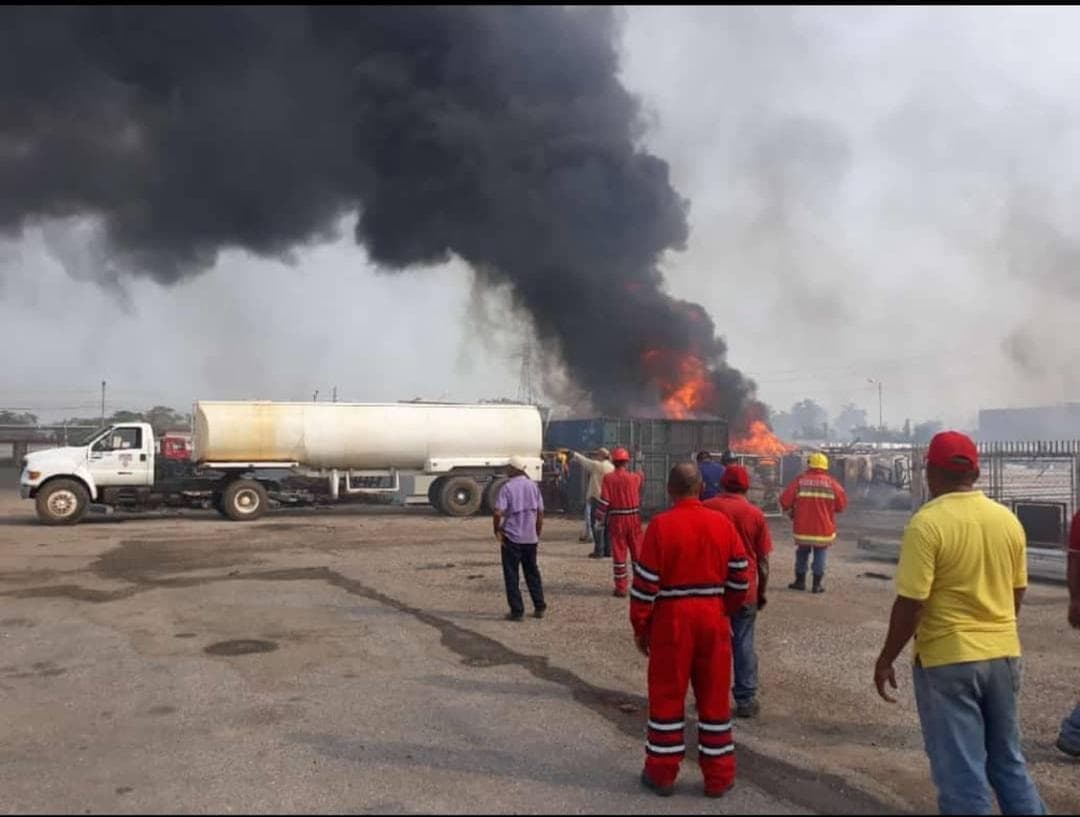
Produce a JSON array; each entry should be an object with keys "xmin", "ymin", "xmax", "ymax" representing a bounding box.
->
[
  {"xmin": 427, "ymin": 477, "xmax": 446, "ymax": 509},
  {"xmin": 438, "ymin": 476, "xmax": 483, "ymax": 517},
  {"xmin": 221, "ymin": 479, "xmax": 269, "ymax": 521},
  {"xmin": 481, "ymin": 477, "xmax": 509, "ymax": 514},
  {"xmin": 36, "ymin": 479, "xmax": 89, "ymax": 526},
  {"xmin": 211, "ymin": 492, "xmax": 229, "ymax": 518}
]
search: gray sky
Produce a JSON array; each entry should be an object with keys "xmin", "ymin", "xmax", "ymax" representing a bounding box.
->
[{"xmin": 4, "ymin": 6, "xmax": 1080, "ymax": 428}]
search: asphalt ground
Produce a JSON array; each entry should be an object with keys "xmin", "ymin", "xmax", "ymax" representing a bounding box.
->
[{"xmin": 1, "ymin": 475, "xmax": 1077, "ymax": 813}]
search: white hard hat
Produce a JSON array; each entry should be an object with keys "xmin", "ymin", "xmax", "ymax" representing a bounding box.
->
[{"xmin": 508, "ymin": 455, "xmax": 529, "ymax": 472}]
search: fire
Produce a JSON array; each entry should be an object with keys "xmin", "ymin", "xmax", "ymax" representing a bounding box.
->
[
  {"xmin": 732, "ymin": 420, "xmax": 797, "ymax": 457},
  {"xmin": 643, "ymin": 349, "xmax": 714, "ymax": 420},
  {"xmin": 640, "ymin": 350, "xmax": 792, "ymax": 461}
]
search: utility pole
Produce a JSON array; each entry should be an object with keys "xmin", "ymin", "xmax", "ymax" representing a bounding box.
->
[
  {"xmin": 100, "ymin": 380, "xmax": 106, "ymax": 426},
  {"xmin": 867, "ymin": 378, "xmax": 884, "ymax": 448},
  {"xmin": 878, "ymin": 381, "xmax": 883, "ymax": 432}
]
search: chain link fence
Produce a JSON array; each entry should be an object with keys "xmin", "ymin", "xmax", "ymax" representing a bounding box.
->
[{"xmin": 912, "ymin": 441, "xmax": 1080, "ymax": 547}]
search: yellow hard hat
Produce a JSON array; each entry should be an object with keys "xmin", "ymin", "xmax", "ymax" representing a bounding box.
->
[{"xmin": 808, "ymin": 452, "xmax": 829, "ymax": 470}]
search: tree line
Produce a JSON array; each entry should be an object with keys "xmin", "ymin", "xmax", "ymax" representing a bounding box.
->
[
  {"xmin": 0, "ymin": 406, "xmax": 191, "ymax": 436},
  {"xmin": 769, "ymin": 399, "xmax": 945, "ymax": 444}
]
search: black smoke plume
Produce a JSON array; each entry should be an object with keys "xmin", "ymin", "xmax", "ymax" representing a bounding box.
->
[{"xmin": 0, "ymin": 6, "xmax": 756, "ymax": 422}]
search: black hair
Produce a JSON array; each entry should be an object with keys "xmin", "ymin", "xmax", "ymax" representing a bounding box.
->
[{"xmin": 668, "ymin": 462, "xmax": 702, "ymax": 497}]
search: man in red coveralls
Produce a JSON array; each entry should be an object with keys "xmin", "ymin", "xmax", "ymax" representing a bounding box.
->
[
  {"xmin": 596, "ymin": 446, "xmax": 645, "ymax": 597},
  {"xmin": 630, "ymin": 462, "xmax": 750, "ymax": 798},
  {"xmin": 704, "ymin": 464, "xmax": 773, "ymax": 718},
  {"xmin": 779, "ymin": 452, "xmax": 847, "ymax": 594}
]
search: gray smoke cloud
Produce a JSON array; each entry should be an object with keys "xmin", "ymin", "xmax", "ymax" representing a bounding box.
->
[
  {"xmin": 0, "ymin": 5, "xmax": 756, "ymax": 422},
  {"xmin": 619, "ymin": 6, "xmax": 1080, "ymax": 425},
  {"xmin": 11, "ymin": 6, "xmax": 1080, "ymax": 430}
]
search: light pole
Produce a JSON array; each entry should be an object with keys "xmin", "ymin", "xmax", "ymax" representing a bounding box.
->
[{"xmin": 867, "ymin": 378, "xmax": 883, "ymax": 446}]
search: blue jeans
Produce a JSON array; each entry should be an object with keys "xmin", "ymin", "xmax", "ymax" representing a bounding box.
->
[
  {"xmin": 731, "ymin": 605, "xmax": 758, "ymax": 704},
  {"xmin": 794, "ymin": 546, "xmax": 827, "ymax": 576},
  {"xmin": 912, "ymin": 657, "xmax": 1045, "ymax": 815},
  {"xmin": 1058, "ymin": 703, "xmax": 1080, "ymax": 752},
  {"xmin": 585, "ymin": 498, "xmax": 609, "ymax": 556}
]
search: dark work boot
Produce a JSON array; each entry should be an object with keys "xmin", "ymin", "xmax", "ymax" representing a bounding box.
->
[
  {"xmin": 788, "ymin": 572, "xmax": 806, "ymax": 591},
  {"xmin": 812, "ymin": 574, "xmax": 825, "ymax": 594},
  {"xmin": 735, "ymin": 699, "xmax": 760, "ymax": 719}
]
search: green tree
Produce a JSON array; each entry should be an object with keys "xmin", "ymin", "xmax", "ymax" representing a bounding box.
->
[
  {"xmin": 0, "ymin": 410, "xmax": 38, "ymax": 426},
  {"xmin": 144, "ymin": 406, "xmax": 190, "ymax": 434},
  {"xmin": 833, "ymin": 403, "xmax": 868, "ymax": 440},
  {"xmin": 109, "ymin": 410, "xmax": 145, "ymax": 423},
  {"xmin": 769, "ymin": 410, "xmax": 795, "ymax": 439},
  {"xmin": 790, "ymin": 399, "xmax": 828, "ymax": 439}
]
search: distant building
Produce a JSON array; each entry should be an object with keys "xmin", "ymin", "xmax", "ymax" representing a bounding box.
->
[{"xmin": 978, "ymin": 403, "xmax": 1080, "ymax": 442}]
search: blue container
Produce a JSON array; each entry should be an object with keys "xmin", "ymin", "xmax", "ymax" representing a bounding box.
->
[
  {"xmin": 545, "ymin": 417, "xmax": 730, "ymax": 514},
  {"xmin": 545, "ymin": 417, "xmax": 729, "ymax": 456}
]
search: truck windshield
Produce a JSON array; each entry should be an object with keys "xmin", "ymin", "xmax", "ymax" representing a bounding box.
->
[{"xmin": 74, "ymin": 426, "xmax": 111, "ymax": 446}]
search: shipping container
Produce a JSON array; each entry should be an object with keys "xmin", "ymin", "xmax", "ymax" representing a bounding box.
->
[
  {"xmin": 546, "ymin": 416, "xmax": 729, "ymax": 515},
  {"xmin": 545, "ymin": 417, "xmax": 728, "ymax": 455}
]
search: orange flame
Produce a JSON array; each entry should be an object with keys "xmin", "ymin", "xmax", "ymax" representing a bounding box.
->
[
  {"xmin": 731, "ymin": 420, "xmax": 797, "ymax": 457},
  {"xmin": 643, "ymin": 349, "xmax": 713, "ymax": 420}
]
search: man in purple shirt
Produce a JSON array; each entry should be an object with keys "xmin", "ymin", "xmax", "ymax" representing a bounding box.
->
[{"xmin": 494, "ymin": 455, "xmax": 547, "ymax": 622}]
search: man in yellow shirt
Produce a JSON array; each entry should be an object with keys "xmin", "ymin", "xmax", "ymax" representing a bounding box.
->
[{"xmin": 873, "ymin": 431, "xmax": 1045, "ymax": 815}]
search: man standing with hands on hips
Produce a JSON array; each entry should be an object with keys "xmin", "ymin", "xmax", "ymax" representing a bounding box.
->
[{"xmin": 493, "ymin": 455, "xmax": 546, "ymax": 622}]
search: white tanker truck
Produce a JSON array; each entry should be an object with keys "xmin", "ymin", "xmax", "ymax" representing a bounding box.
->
[{"xmin": 19, "ymin": 401, "xmax": 543, "ymax": 525}]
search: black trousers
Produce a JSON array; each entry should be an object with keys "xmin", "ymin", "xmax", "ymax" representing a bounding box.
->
[{"xmin": 501, "ymin": 538, "xmax": 545, "ymax": 616}]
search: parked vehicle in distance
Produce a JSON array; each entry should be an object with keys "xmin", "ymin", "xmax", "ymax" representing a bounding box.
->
[{"xmin": 20, "ymin": 401, "xmax": 543, "ymax": 525}]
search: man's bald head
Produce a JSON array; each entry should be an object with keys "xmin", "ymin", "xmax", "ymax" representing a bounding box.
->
[{"xmin": 668, "ymin": 462, "xmax": 702, "ymax": 501}]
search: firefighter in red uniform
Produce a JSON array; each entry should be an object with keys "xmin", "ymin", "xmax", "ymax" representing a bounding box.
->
[
  {"xmin": 631, "ymin": 462, "xmax": 750, "ymax": 798},
  {"xmin": 779, "ymin": 452, "xmax": 847, "ymax": 594},
  {"xmin": 596, "ymin": 447, "xmax": 645, "ymax": 597}
]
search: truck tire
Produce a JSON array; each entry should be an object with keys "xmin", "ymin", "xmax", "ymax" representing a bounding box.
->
[
  {"xmin": 438, "ymin": 476, "xmax": 483, "ymax": 517},
  {"xmin": 427, "ymin": 477, "xmax": 446, "ymax": 509},
  {"xmin": 221, "ymin": 479, "xmax": 269, "ymax": 522},
  {"xmin": 36, "ymin": 479, "xmax": 89, "ymax": 526},
  {"xmin": 211, "ymin": 492, "xmax": 229, "ymax": 518},
  {"xmin": 481, "ymin": 477, "xmax": 509, "ymax": 514}
]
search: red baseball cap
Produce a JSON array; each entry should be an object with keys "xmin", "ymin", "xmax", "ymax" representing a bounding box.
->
[
  {"xmin": 926, "ymin": 431, "xmax": 979, "ymax": 472},
  {"xmin": 720, "ymin": 464, "xmax": 750, "ymax": 492}
]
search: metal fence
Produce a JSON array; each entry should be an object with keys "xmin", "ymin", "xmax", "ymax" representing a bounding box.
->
[
  {"xmin": 912, "ymin": 440, "xmax": 1080, "ymax": 546},
  {"xmin": 547, "ymin": 417, "xmax": 729, "ymax": 516}
]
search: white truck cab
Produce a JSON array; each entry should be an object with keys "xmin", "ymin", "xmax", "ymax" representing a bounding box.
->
[{"xmin": 20, "ymin": 422, "xmax": 155, "ymax": 524}]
